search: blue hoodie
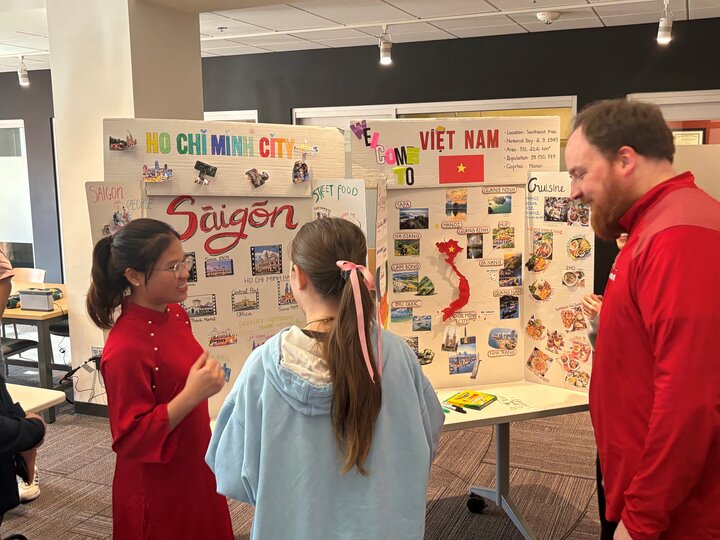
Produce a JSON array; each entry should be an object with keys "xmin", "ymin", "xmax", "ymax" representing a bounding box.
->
[{"xmin": 206, "ymin": 326, "xmax": 444, "ymax": 540}]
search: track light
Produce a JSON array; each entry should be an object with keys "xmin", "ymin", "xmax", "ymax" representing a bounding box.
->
[
  {"xmin": 657, "ymin": 0, "xmax": 672, "ymax": 45},
  {"xmin": 18, "ymin": 57, "xmax": 29, "ymax": 87},
  {"xmin": 379, "ymin": 25, "xmax": 392, "ymax": 66}
]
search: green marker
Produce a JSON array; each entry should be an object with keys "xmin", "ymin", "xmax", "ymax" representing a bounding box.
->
[{"xmin": 442, "ymin": 407, "xmax": 451, "ymax": 414}]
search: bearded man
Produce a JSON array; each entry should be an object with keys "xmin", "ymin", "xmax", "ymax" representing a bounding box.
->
[{"xmin": 566, "ymin": 99, "xmax": 720, "ymax": 540}]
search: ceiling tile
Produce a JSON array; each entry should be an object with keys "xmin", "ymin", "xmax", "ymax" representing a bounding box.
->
[
  {"xmin": 22, "ymin": 53, "xmax": 49, "ymax": 63},
  {"xmin": 592, "ymin": 3, "xmax": 687, "ymax": 19},
  {"xmin": 689, "ymin": 6, "xmax": 720, "ymax": 19},
  {"xmin": 362, "ymin": 22, "xmax": 454, "ymax": 37},
  {"xmin": 433, "ymin": 16, "xmax": 514, "ymax": 31},
  {"xmin": 490, "ymin": 0, "xmax": 593, "ymax": 9},
  {"xmin": 204, "ymin": 45, "xmax": 270, "ymax": 55},
  {"xmin": 383, "ymin": 0, "xmax": 497, "ymax": 18},
  {"xmin": 214, "ymin": 5, "xmax": 336, "ymax": 31},
  {"xmin": 238, "ymin": 34, "xmax": 310, "ymax": 46},
  {"xmin": 310, "ymin": 36, "xmax": 379, "ymax": 47},
  {"xmin": 521, "ymin": 18, "xmax": 604, "ymax": 32},
  {"xmin": 294, "ymin": 28, "xmax": 369, "ymax": 40},
  {"xmin": 600, "ymin": 13, "xmax": 670, "ymax": 26},
  {"xmin": 4, "ymin": 35, "xmax": 47, "ymax": 49},
  {"xmin": 201, "ymin": 38, "xmax": 252, "ymax": 50},
  {"xmin": 199, "ymin": 12, "xmax": 268, "ymax": 35},
  {"xmin": 511, "ymin": 10, "xmax": 599, "ymax": 24},
  {"xmin": 289, "ymin": 0, "xmax": 409, "ymax": 24},
  {"xmin": 390, "ymin": 28, "xmax": 456, "ymax": 42},
  {"xmin": 449, "ymin": 24, "xmax": 526, "ymax": 38},
  {"xmin": 261, "ymin": 41, "xmax": 330, "ymax": 52},
  {"xmin": 0, "ymin": 43, "xmax": 38, "ymax": 55}
]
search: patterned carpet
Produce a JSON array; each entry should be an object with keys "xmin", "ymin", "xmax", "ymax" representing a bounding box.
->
[{"xmin": 2, "ymin": 333, "xmax": 602, "ymax": 539}]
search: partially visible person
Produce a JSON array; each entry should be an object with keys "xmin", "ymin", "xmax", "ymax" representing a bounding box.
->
[
  {"xmin": 581, "ymin": 232, "xmax": 627, "ymax": 540},
  {"xmin": 0, "ymin": 248, "xmax": 42, "ymax": 506},
  {"xmin": 86, "ymin": 219, "xmax": 233, "ymax": 540},
  {"xmin": 582, "ymin": 234, "xmax": 627, "ymax": 348},
  {"xmin": 567, "ymin": 99, "xmax": 720, "ymax": 539},
  {"xmin": 207, "ymin": 218, "xmax": 444, "ymax": 540},
  {"xmin": 0, "ymin": 373, "xmax": 45, "ymax": 528}
]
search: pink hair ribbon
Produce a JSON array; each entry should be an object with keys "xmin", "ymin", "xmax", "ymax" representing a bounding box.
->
[{"xmin": 336, "ymin": 260, "xmax": 383, "ymax": 381}]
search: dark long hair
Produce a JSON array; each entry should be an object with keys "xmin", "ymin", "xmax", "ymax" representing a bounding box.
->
[
  {"xmin": 290, "ymin": 218, "xmax": 381, "ymax": 475},
  {"xmin": 86, "ymin": 218, "xmax": 179, "ymax": 329}
]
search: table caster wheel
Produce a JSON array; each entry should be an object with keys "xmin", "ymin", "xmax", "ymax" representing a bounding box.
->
[{"xmin": 467, "ymin": 494, "xmax": 488, "ymax": 514}]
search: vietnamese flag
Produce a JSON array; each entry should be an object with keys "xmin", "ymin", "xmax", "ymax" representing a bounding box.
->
[{"xmin": 438, "ymin": 154, "xmax": 485, "ymax": 184}]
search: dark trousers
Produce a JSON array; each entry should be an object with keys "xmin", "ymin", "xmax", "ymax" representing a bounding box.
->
[{"xmin": 597, "ymin": 455, "xmax": 619, "ymax": 539}]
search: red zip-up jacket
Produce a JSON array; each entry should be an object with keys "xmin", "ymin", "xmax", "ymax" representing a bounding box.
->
[{"xmin": 592, "ymin": 172, "xmax": 720, "ymax": 540}]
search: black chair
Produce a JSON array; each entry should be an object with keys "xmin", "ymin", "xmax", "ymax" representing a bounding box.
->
[
  {"xmin": 1, "ymin": 336, "xmax": 40, "ymax": 376},
  {"xmin": 49, "ymin": 319, "xmax": 69, "ymax": 337}
]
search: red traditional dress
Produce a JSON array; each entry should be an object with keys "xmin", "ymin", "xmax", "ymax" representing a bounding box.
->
[{"xmin": 101, "ymin": 301, "xmax": 233, "ymax": 540}]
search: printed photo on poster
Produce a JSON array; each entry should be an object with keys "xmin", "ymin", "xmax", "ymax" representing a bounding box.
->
[
  {"xmin": 567, "ymin": 200, "xmax": 590, "ymax": 226},
  {"xmin": 251, "ymin": 245, "xmax": 283, "ymax": 275},
  {"xmin": 499, "ymin": 253, "xmax": 522, "ymax": 287},
  {"xmin": 277, "ymin": 281, "xmax": 297, "ymax": 306},
  {"xmin": 232, "ymin": 288, "xmax": 259, "ymax": 311},
  {"xmin": 544, "ymin": 197, "xmax": 570, "ymax": 222},
  {"xmin": 450, "ymin": 336, "xmax": 476, "ymax": 375},
  {"xmin": 527, "ymin": 347, "xmax": 553, "ymax": 382},
  {"xmin": 445, "ymin": 188, "xmax": 468, "ymax": 221},
  {"xmin": 412, "ymin": 315, "xmax": 432, "ymax": 332},
  {"xmin": 533, "ymin": 231, "xmax": 553, "ymax": 260},
  {"xmin": 394, "ymin": 239, "xmax": 420, "ymax": 256},
  {"xmin": 182, "ymin": 294, "xmax": 217, "ymax": 318},
  {"xmin": 392, "ymin": 271, "xmax": 419, "ymax": 293},
  {"xmin": 416, "ymin": 276, "xmax": 436, "ymax": 296},
  {"xmin": 466, "ymin": 233, "xmax": 483, "ymax": 259},
  {"xmin": 205, "ymin": 258, "xmax": 234, "ymax": 278},
  {"xmin": 185, "ymin": 252, "xmax": 198, "ymax": 283},
  {"xmin": 390, "ymin": 307, "xmax": 413, "ymax": 323},
  {"xmin": 492, "ymin": 227, "xmax": 515, "ymax": 249},
  {"xmin": 208, "ymin": 327, "xmax": 238, "ymax": 347},
  {"xmin": 399, "ymin": 208, "xmax": 429, "ymax": 230},
  {"xmin": 488, "ymin": 195, "xmax": 512, "ymax": 214},
  {"xmin": 441, "ymin": 325, "xmax": 459, "ymax": 352},
  {"xmin": 567, "ymin": 236, "xmax": 592, "ymax": 261},
  {"xmin": 499, "ymin": 295, "xmax": 519, "ymax": 319},
  {"xmin": 488, "ymin": 328, "xmax": 518, "ymax": 350}
]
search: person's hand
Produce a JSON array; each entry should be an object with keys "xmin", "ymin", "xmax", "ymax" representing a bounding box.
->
[
  {"xmin": 614, "ymin": 520, "xmax": 633, "ymax": 540},
  {"xmin": 183, "ymin": 350, "xmax": 226, "ymax": 402},
  {"xmin": 581, "ymin": 294, "xmax": 603, "ymax": 319}
]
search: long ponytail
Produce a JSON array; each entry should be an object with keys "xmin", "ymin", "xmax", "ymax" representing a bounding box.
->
[
  {"xmin": 290, "ymin": 218, "xmax": 382, "ymax": 475},
  {"xmin": 86, "ymin": 235, "xmax": 127, "ymax": 329}
]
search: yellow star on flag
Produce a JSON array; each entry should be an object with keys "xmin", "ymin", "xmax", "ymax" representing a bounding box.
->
[
  {"xmin": 448, "ymin": 246, "xmax": 455, "ymax": 252},
  {"xmin": 456, "ymin": 162, "xmax": 466, "ymax": 173}
]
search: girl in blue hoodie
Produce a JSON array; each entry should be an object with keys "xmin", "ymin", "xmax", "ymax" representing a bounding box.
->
[{"xmin": 207, "ymin": 217, "xmax": 444, "ymax": 539}]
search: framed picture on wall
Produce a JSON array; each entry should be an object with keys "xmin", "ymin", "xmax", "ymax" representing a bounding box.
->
[{"xmin": 672, "ymin": 128, "xmax": 705, "ymax": 146}]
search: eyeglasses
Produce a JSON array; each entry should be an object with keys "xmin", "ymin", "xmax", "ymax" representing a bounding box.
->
[{"xmin": 155, "ymin": 255, "xmax": 194, "ymax": 277}]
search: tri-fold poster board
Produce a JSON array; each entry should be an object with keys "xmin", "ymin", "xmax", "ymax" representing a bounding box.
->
[{"xmin": 93, "ymin": 116, "xmax": 594, "ymax": 413}]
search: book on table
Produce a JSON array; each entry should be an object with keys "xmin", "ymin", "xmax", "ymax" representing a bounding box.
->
[{"xmin": 444, "ymin": 390, "xmax": 497, "ymax": 411}]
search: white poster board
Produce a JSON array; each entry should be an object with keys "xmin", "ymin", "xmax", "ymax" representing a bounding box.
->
[
  {"xmin": 104, "ymin": 119, "xmax": 345, "ymax": 197},
  {"xmin": 96, "ymin": 118, "xmax": 346, "ymax": 412},
  {"xmin": 522, "ymin": 172, "xmax": 594, "ymax": 392},
  {"xmin": 351, "ymin": 117, "xmax": 561, "ymax": 189},
  {"xmin": 311, "ymin": 178, "xmax": 367, "ymax": 234},
  {"xmin": 85, "ymin": 181, "xmax": 147, "ymax": 245},
  {"xmin": 149, "ymin": 195, "xmax": 312, "ymax": 416}
]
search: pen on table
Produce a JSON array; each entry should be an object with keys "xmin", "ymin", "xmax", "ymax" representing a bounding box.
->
[
  {"xmin": 451, "ymin": 405, "xmax": 467, "ymax": 414},
  {"xmin": 442, "ymin": 407, "xmax": 451, "ymax": 414}
]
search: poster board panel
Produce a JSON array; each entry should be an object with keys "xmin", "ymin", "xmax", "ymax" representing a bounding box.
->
[
  {"xmin": 522, "ymin": 172, "xmax": 595, "ymax": 392},
  {"xmin": 385, "ymin": 185, "xmax": 526, "ymax": 388},
  {"xmin": 148, "ymin": 195, "xmax": 312, "ymax": 416},
  {"xmin": 85, "ymin": 181, "xmax": 147, "ymax": 245},
  {"xmin": 351, "ymin": 117, "xmax": 561, "ymax": 189},
  {"xmin": 104, "ymin": 119, "xmax": 345, "ymax": 197}
]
